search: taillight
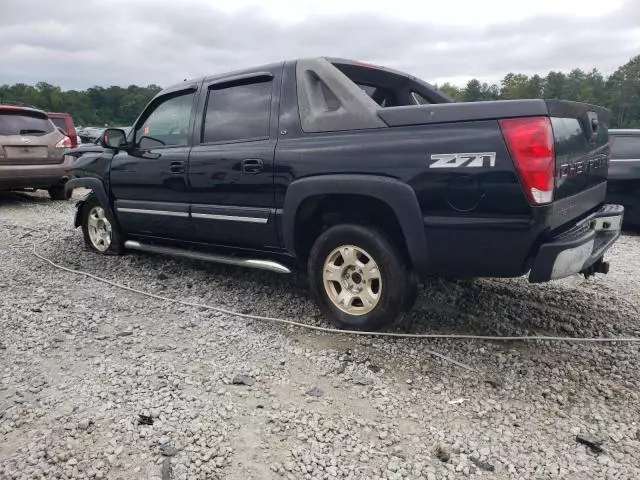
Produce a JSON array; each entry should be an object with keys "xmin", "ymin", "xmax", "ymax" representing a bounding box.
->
[
  {"xmin": 55, "ymin": 136, "xmax": 72, "ymax": 149},
  {"xmin": 499, "ymin": 117, "xmax": 555, "ymax": 205}
]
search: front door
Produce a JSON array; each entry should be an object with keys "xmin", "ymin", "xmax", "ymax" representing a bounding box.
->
[
  {"xmin": 110, "ymin": 88, "xmax": 197, "ymax": 240},
  {"xmin": 187, "ymin": 72, "xmax": 281, "ymax": 249}
]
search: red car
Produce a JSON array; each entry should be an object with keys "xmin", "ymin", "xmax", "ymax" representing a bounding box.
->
[{"xmin": 47, "ymin": 112, "xmax": 79, "ymax": 147}]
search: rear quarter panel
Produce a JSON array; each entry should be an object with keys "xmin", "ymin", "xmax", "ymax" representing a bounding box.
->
[
  {"xmin": 275, "ymin": 121, "xmax": 540, "ymax": 277},
  {"xmin": 274, "ymin": 121, "xmax": 528, "ymax": 215}
]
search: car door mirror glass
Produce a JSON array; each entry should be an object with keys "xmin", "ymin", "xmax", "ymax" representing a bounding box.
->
[{"xmin": 101, "ymin": 128, "xmax": 127, "ymax": 149}]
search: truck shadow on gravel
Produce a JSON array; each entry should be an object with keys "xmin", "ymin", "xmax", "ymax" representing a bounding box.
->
[
  {"xmin": 0, "ymin": 191, "xmax": 54, "ymax": 206},
  {"xmin": 46, "ymin": 232, "xmax": 640, "ymax": 342},
  {"xmin": 403, "ymin": 276, "xmax": 640, "ymax": 339}
]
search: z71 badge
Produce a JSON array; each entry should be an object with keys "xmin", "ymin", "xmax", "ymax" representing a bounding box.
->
[{"xmin": 429, "ymin": 152, "xmax": 496, "ymax": 168}]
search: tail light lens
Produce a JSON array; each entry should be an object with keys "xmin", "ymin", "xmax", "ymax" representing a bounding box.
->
[
  {"xmin": 55, "ymin": 136, "xmax": 72, "ymax": 149},
  {"xmin": 499, "ymin": 117, "xmax": 555, "ymax": 205}
]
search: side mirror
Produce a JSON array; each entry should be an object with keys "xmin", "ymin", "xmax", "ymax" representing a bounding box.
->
[{"xmin": 101, "ymin": 128, "xmax": 128, "ymax": 150}]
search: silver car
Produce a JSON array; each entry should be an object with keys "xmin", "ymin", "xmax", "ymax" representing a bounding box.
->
[{"xmin": 0, "ymin": 105, "xmax": 74, "ymax": 200}]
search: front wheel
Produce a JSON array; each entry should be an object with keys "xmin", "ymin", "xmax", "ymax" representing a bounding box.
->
[
  {"xmin": 80, "ymin": 195, "xmax": 124, "ymax": 255},
  {"xmin": 308, "ymin": 224, "xmax": 411, "ymax": 331}
]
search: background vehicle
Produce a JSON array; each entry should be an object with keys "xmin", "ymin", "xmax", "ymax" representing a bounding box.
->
[
  {"xmin": 0, "ymin": 105, "xmax": 74, "ymax": 199},
  {"xmin": 47, "ymin": 112, "xmax": 80, "ymax": 147},
  {"xmin": 67, "ymin": 127, "xmax": 132, "ymax": 159},
  {"xmin": 78, "ymin": 127, "xmax": 105, "ymax": 144},
  {"xmin": 66, "ymin": 57, "xmax": 623, "ymax": 330},
  {"xmin": 606, "ymin": 129, "xmax": 640, "ymax": 227}
]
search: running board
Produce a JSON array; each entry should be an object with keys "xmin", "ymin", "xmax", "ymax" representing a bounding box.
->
[{"xmin": 124, "ymin": 240, "xmax": 291, "ymax": 274}]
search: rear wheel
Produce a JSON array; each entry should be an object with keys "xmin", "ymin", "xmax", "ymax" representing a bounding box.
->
[
  {"xmin": 308, "ymin": 224, "xmax": 411, "ymax": 330},
  {"xmin": 81, "ymin": 195, "xmax": 124, "ymax": 255},
  {"xmin": 48, "ymin": 185, "xmax": 71, "ymax": 201}
]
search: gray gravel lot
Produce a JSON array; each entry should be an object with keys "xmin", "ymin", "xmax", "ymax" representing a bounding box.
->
[{"xmin": 1, "ymin": 191, "xmax": 639, "ymax": 480}]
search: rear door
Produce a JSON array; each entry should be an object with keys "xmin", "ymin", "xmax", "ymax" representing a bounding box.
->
[
  {"xmin": 187, "ymin": 69, "xmax": 282, "ymax": 249},
  {"xmin": 110, "ymin": 88, "xmax": 197, "ymax": 240}
]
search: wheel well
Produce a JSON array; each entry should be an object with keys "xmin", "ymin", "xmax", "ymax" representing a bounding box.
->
[{"xmin": 294, "ymin": 194, "xmax": 411, "ymax": 266}]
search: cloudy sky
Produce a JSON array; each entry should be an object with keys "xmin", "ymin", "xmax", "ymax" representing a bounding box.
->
[{"xmin": 1, "ymin": 0, "xmax": 638, "ymax": 90}]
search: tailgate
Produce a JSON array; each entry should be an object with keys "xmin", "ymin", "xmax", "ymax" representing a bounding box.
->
[
  {"xmin": 0, "ymin": 109, "xmax": 64, "ymax": 165},
  {"xmin": 546, "ymin": 100, "xmax": 611, "ymax": 228},
  {"xmin": 0, "ymin": 133, "xmax": 64, "ymax": 165},
  {"xmin": 547, "ymin": 100, "xmax": 610, "ymax": 200}
]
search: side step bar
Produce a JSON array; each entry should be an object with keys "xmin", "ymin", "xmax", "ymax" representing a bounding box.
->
[{"xmin": 124, "ymin": 240, "xmax": 291, "ymax": 274}]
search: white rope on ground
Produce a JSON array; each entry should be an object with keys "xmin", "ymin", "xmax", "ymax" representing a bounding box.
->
[
  {"xmin": 25, "ymin": 247, "xmax": 640, "ymax": 344},
  {"xmin": 3, "ymin": 221, "xmax": 640, "ymax": 373}
]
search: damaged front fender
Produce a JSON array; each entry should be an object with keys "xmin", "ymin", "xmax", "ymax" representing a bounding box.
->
[{"xmin": 65, "ymin": 151, "xmax": 117, "ymax": 228}]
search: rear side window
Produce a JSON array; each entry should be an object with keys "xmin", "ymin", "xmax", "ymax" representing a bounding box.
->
[
  {"xmin": 0, "ymin": 111, "xmax": 55, "ymax": 136},
  {"xmin": 50, "ymin": 117, "xmax": 67, "ymax": 132},
  {"xmin": 611, "ymin": 136, "xmax": 640, "ymax": 160},
  {"xmin": 202, "ymin": 80, "xmax": 272, "ymax": 144}
]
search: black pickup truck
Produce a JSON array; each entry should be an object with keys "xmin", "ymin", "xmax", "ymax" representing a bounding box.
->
[{"xmin": 66, "ymin": 57, "xmax": 624, "ymax": 330}]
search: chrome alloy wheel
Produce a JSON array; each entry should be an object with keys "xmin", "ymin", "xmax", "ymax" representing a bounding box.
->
[
  {"xmin": 322, "ymin": 245, "xmax": 382, "ymax": 315},
  {"xmin": 87, "ymin": 206, "xmax": 112, "ymax": 252}
]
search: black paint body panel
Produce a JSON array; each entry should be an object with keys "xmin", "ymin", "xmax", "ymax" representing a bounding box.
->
[{"xmin": 68, "ymin": 57, "xmax": 616, "ymax": 280}]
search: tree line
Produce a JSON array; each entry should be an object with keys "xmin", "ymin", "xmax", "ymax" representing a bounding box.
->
[
  {"xmin": 437, "ymin": 55, "xmax": 640, "ymax": 128},
  {"xmin": 0, "ymin": 55, "xmax": 638, "ymax": 128},
  {"xmin": 0, "ymin": 83, "xmax": 162, "ymax": 127}
]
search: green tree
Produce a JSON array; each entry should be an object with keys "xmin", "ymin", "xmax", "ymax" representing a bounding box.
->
[
  {"xmin": 606, "ymin": 55, "xmax": 640, "ymax": 128},
  {"xmin": 0, "ymin": 82, "xmax": 160, "ymax": 126},
  {"xmin": 438, "ymin": 82, "xmax": 463, "ymax": 101},
  {"xmin": 1, "ymin": 57, "xmax": 639, "ymax": 127},
  {"xmin": 463, "ymin": 79, "xmax": 483, "ymax": 102},
  {"xmin": 500, "ymin": 73, "xmax": 531, "ymax": 99},
  {"xmin": 526, "ymin": 74, "xmax": 544, "ymax": 98},
  {"xmin": 480, "ymin": 82, "xmax": 500, "ymax": 101},
  {"xmin": 543, "ymin": 71, "xmax": 566, "ymax": 98}
]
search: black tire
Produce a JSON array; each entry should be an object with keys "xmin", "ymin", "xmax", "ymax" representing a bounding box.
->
[
  {"xmin": 48, "ymin": 185, "xmax": 71, "ymax": 201},
  {"xmin": 80, "ymin": 194, "xmax": 124, "ymax": 255},
  {"xmin": 308, "ymin": 224, "xmax": 411, "ymax": 330},
  {"xmin": 403, "ymin": 267, "xmax": 419, "ymax": 312}
]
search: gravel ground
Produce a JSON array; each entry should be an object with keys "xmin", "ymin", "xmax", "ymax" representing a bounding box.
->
[{"xmin": 1, "ymin": 190, "xmax": 640, "ymax": 480}]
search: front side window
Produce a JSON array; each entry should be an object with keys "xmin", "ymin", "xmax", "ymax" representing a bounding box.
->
[
  {"xmin": 202, "ymin": 80, "xmax": 272, "ymax": 144},
  {"xmin": 136, "ymin": 91, "xmax": 194, "ymax": 149}
]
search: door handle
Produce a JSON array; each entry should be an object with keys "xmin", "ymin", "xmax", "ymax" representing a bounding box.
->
[
  {"xmin": 242, "ymin": 158, "xmax": 263, "ymax": 174},
  {"xmin": 170, "ymin": 161, "xmax": 185, "ymax": 174}
]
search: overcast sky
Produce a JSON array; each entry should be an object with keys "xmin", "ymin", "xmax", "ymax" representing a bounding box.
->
[{"xmin": 1, "ymin": 0, "xmax": 638, "ymax": 90}]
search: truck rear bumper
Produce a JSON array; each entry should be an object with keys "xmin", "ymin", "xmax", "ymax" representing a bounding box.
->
[{"xmin": 528, "ymin": 204, "xmax": 624, "ymax": 282}]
